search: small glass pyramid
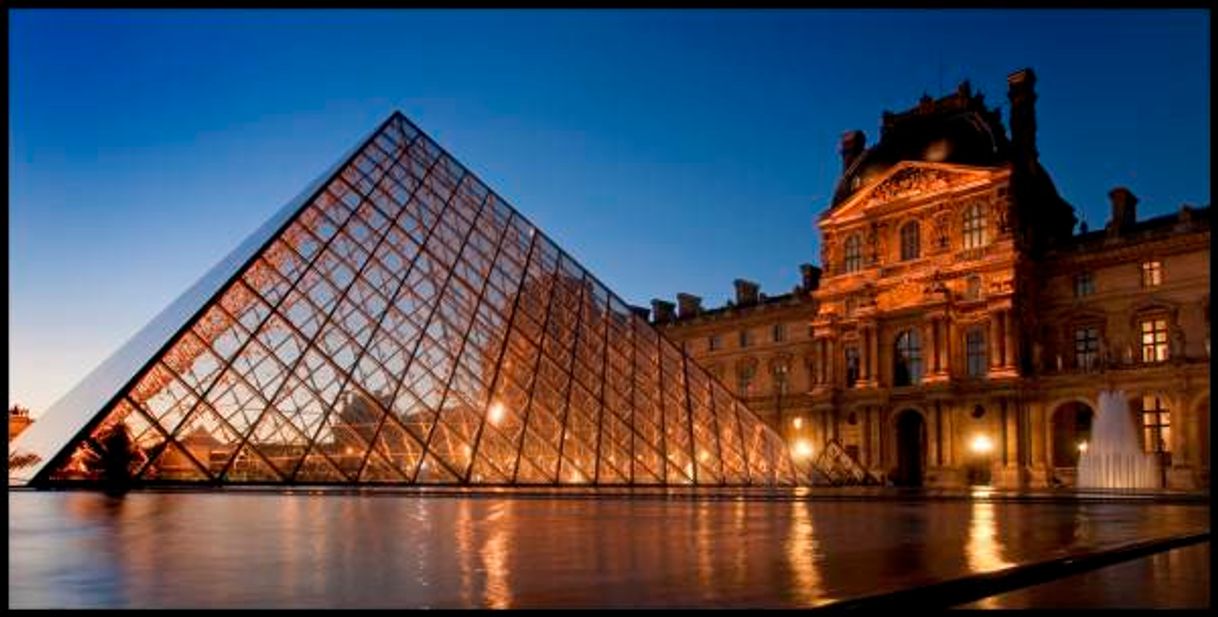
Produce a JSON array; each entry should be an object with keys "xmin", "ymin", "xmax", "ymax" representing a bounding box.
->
[{"xmin": 12, "ymin": 112, "xmax": 803, "ymax": 487}]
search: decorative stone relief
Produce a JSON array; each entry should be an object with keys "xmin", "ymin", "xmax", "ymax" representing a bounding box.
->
[
  {"xmin": 864, "ymin": 167, "xmax": 956, "ymax": 206},
  {"xmin": 933, "ymin": 212, "xmax": 951, "ymax": 251},
  {"xmin": 879, "ymin": 281, "xmax": 924, "ymax": 310}
]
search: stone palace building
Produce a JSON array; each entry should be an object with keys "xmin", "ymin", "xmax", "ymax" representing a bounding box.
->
[{"xmin": 653, "ymin": 69, "xmax": 1210, "ymax": 490}]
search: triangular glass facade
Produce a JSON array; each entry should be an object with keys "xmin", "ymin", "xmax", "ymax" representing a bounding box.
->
[{"xmin": 15, "ymin": 112, "xmax": 803, "ymax": 487}]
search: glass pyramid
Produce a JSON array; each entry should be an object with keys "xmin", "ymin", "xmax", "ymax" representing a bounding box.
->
[{"xmin": 11, "ymin": 112, "xmax": 803, "ymax": 487}]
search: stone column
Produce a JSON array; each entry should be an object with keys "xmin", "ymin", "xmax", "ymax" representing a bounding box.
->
[
  {"xmin": 934, "ymin": 402, "xmax": 944, "ymax": 466},
  {"xmin": 816, "ymin": 339, "xmax": 825, "ymax": 384},
  {"xmin": 941, "ymin": 320, "xmax": 951, "ymax": 377},
  {"xmin": 1004, "ymin": 309, "xmax": 1017, "ymax": 368},
  {"xmin": 869, "ymin": 324, "xmax": 880, "ymax": 385},
  {"xmin": 1030, "ymin": 401, "xmax": 1046, "ymax": 467},
  {"xmin": 861, "ymin": 326, "xmax": 872, "ymax": 381},
  {"xmin": 861, "ymin": 406, "xmax": 871, "ymax": 467},
  {"xmin": 825, "ymin": 337, "xmax": 836, "ymax": 385},
  {"xmin": 989, "ymin": 314, "xmax": 1002, "ymax": 369},
  {"xmin": 1172, "ymin": 393, "xmax": 1188, "ymax": 465},
  {"xmin": 940, "ymin": 402, "xmax": 953, "ymax": 466},
  {"xmin": 928, "ymin": 318, "xmax": 940, "ymax": 374},
  {"xmin": 1008, "ymin": 399, "xmax": 1018, "ymax": 464}
]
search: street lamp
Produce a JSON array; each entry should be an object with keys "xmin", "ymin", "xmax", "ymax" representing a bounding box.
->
[
  {"xmin": 792, "ymin": 439, "xmax": 814, "ymax": 460},
  {"xmin": 969, "ymin": 434, "xmax": 994, "ymax": 455}
]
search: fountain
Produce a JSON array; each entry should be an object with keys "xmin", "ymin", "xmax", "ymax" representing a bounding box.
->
[{"xmin": 1077, "ymin": 390, "xmax": 1160, "ymax": 489}]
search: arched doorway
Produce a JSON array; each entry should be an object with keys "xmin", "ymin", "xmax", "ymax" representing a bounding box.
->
[
  {"xmin": 1051, "ymin": 401, "xmax": 1094, "ymax": 486},
  {"xmin": 894, "ymin": 409, "xmax": 925, "ymax": 487}
]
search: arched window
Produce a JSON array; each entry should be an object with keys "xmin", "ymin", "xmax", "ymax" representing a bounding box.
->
[
  {"xmin": 844, "ymin": 234, "xmax": 862, "ymax": 273},
  {"xmin": 900, "ymin": 221, "xmax": 921, "ymax": 261},
  {"xmin": 893, "ymin": 329, "xmax": 923, "ymax": 386},
  {"xmin": 962, "ymin": 203, "xmax": 987, "ymax": 249}
]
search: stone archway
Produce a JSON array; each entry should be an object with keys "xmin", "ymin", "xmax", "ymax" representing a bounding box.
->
[
  {"xmin": 893, "ymin": 409, "xmax": 926, "ymax": 487},
  {"xmin": 1050, "ymin": 401, "xmax": 1094, "ymax": 487}
]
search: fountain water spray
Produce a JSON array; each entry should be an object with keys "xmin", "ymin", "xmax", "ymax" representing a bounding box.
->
[{"xmin": 1077, "ymin": 390, "xmax": 1160, "ymax": 489}]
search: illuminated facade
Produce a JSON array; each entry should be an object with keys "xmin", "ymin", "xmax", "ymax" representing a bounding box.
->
[
  {"xmin": 658, "ymin": 69, "xmax": 1210, "ymax": 490},
  {"xmin": 9, "ymin": 112, "xmax": 801, "ymax": 487},
  {"xmin": 9, "ymin": 406, "xmax": 33, "ymax": 442}
]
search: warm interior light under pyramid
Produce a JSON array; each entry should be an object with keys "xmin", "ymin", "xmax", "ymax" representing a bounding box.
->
[{"xmin": 10, "ymin": 112, "xmax": 804, "ymax": 487}]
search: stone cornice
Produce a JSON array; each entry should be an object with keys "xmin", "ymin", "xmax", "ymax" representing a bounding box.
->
[
  {"xmin": 657, "ymin": 293, "xmax": 814, "ymax": 332},
  {"xmin": 1046, "ymin": 228, "xmax": 1209, "ymax": 269}
]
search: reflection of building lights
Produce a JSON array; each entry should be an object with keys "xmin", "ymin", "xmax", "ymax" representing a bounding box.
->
[
  {"xmin": 685, "ymin": 462, "xmax": 694, "ymax": 478},
  {"xmin": 969, "ymin": 435, "xmax": 994, "ymax": 454},
  {"xmin": 792, "ymin": 439, "xmax": 814, "ymax": 460},
  {"xmin": 488, "ymin": 402, "xmax": 505, "ymax": 425},
  {"xmin": 698, "ymin": 449, "xmax": 710, "ymax": 463},
  {"xmin": 792, "ymin": 417, "xmax": 803, "ymax": 429},
  {"xmin": 345, "ymin": 447, "xmax": 354, "ymax": 455},
  {"xmin": 1077, "ymin": 441, "xmax": 1088, "ymax": 453}
]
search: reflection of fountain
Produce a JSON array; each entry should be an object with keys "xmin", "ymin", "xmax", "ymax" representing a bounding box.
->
[{"xmin": 1077, "ymin": 390, "xmax": 1160, "ymax": 489}]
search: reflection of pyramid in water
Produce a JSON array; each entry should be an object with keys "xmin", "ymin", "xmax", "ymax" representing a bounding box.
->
[{"xmin": 13, "ymin": 112, "xmax": 801, "ymax": 487}]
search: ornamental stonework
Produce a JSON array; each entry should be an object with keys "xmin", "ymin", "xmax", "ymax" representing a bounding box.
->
[{"xmin": 864, "ymin": 167, "xmax": 956, "ymax": 207}]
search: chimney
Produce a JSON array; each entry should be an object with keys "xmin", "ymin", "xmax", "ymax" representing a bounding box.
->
[
  {"xmin": 839, "ymin": 130, "xmax": 866, "ymax": 173},
  {"xmin": 628, "ymin": 305, "xmax": 651, "ymax": 322},
  {"xmin": 799, "ymin": 263, "xmax": 822, "ymax": 292},
  {"xmin": 1007, "ymin": 68, "xmax": 1039, "ymax": 168},
  {"xmin": 650, "ymin": 299, "xmax": 675, "ymax": 324},
  {"xmin": 733, "ymin": 279, "xmax": 760, "ymax": 306},
  {"xmin": 1107, "ymin": 187, "xmax": 1138, "ymax": 235},
  {"xmin": 676, "ymin": 293, "xmax": 702, "ymax": 319}
]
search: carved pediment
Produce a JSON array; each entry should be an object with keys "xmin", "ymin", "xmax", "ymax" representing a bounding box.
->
[
  {"xmin": 823, "ymin": 162, "xmax": 1003, "ymax": 225},
  {"xmin": 866, "ymin": 167, "xmax": 956, "ymax": 206}
]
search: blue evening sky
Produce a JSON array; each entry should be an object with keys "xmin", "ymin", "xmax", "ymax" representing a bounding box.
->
[{"xmin": 9, "ymin": 9, "xmax": 1209, "ymax": 414}]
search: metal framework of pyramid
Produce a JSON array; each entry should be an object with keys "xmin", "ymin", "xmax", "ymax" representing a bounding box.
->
[{"xmin": 11, "ymin": 112, "xmax": 803, "ymax": 487}]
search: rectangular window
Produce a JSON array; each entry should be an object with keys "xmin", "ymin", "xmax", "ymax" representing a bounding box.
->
[
  {"xmin": 1141, "ymin": 261, "xmax": 1162, "ymax": 287},
  {"xmin": 774, "ymin": 364, "xmax": 789, "ymax": 396},
  {"xmin": 844, "ymin": 235, "xmax": 863, "ymax": 273},
  {"xmin": 739, "ymin": 330, "xmax": 752, "ymax": 348},
  {"xmin": 900, "ymin": 222, "xmax": 921, "ymax": 261},
  {"xmin": 1141, "ymin": 395, "xmax": 1171, "ymax": 454},
  {"xmin": 1140, "ymin": 318, "xmax": 1169, "ymax": 363},
  {"xmin": 962, "ymin": 204, "xmax": 987, "ymax": 249},
  {"xmin": 1074, "ymin": 272, "xmax": 1095, "ymax": 297},
  {"xmin": 737, "ymin": 366, "xmax": 754, "ymax": 397},
  {"xmin": 772, "ymin": 323, "xmax": 786, "ymax": 343},
  {"xmin": 709, "ymin": 335, "xmax": 722, "ymax": 351},
  {"xmin": 966, "ymin": 329, "xmax": 987, "ymax": 377},
  {"xmin": 1074, "ymin": 326, "xmax": 1100, "ymax": 371}
]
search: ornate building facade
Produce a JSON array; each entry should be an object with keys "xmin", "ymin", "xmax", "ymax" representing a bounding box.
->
[{"xmin": 656, "ymin": 69, "xmax": 1210, "ymax": 490}]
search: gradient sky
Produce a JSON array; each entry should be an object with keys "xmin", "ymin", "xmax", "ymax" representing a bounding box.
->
[{"xmin": 9, "ymin": 9, "xmax": 1210, "ymax": 415}]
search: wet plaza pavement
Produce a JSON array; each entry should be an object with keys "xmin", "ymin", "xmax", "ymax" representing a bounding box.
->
[
  {"xmin": 959, "ymin": 541, "xmax": 1210, "ymax": 609},
  {"xmin": 7, "ymin": 489, "xmax": 1210, "ymax": 608}
]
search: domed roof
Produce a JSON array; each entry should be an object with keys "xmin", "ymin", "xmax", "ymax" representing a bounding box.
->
[{"xmin": 831, "ymin": 82, "xmax": 1011, "ymax": 208}]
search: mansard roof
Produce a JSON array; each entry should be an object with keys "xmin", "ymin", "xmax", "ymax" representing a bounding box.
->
[
  {"xmin": 1059, "ymin": 205, "xmax": 1211, "ymax": 254},
  {"xmin": 830, "ymin": 82, "xmax": 1011, "ymax": 208}
]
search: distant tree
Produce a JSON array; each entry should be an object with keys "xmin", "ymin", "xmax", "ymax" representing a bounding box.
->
[{"xmin": 93, "ymin": 422, "xmax": 139, "ymax": 493}]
